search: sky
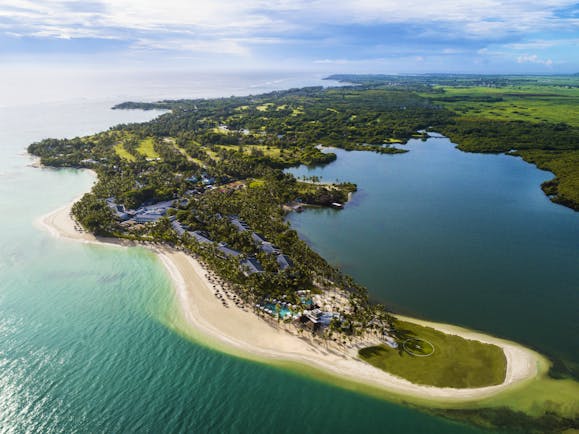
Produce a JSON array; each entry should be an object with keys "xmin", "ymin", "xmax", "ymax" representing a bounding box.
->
[{"xmin": 0, "ymin": 0, "xmax": 578, "ymax": 78}]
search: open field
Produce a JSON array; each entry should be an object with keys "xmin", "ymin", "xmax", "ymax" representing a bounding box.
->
[
  {"xmin": 136, "ymin": 137, "xmax": 161, "ymax": 159},
  {"xmin": 173, "ymin": 143, "xmax": 204, "ymax": 166},
  {"xmin": 359, "ymin": 320, "xmax": 507, "ymax": 388},
  {"xmin": 215, "ymin": 144, "xmax": 282, "ymax": 158},
  {"xmin": 248, "ymin": 178, "xmax": 266, "ymax": 188},
  {"xmin": 113, "ymin": 142, "xmax": 136, "ymax": 162},
  {"xmin": 256, "ymin": 102, "xmax": 274, "ymax": 111},
  {"xmin": 425, "ymin": 85, "xmax": 579, "ymax": 127},
  {"xmin": 204, "ymin": 148, "xmax": 220, "ymax": 161}
]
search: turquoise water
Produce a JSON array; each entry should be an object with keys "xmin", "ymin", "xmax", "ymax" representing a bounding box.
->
[
  {"xmin": 0, "ymin": 99, "xmax": 488, "ymax": 432},
  {"xmin": 288, "ymin": 137, "xmax": 579, "ymax": 369},
  {"xmin": 263, "ymin": 303, "xmax": 293, "ymax": 318}
]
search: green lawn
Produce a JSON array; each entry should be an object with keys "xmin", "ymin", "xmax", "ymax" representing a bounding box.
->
[
  {"xmin": 248, "ymin": 178, "xmax": 266, "ymax": 188},
  {"xmin": 172, "ymin": 143, "xmax": 204, "ymax": 166},
  {"xmin": 291, "ymin": 107, "xmax": 304, "ymax": 116},
  {"xmin": 425, "ymin": 85, "xmax": 579, "ymax": 127},
  {"xmin": 243, "ymin": 145, "xmax": 281, "ymax": 158},
  {"xmin": 113, "ymin": 143, "xmax": 136, "ymax": 162},
  {"xmin": 136, "ymin": 137, "xmax": 161, "ymax": 159},
  {"xmin": 359, "ymin": 321, "xmax": 507, "ymax": 388},
  {"xmin": 256, "ymin": 102, "xmax": 274, "ymax": 112},
  {"xmin": 204, "ymin": 149, "xmax": 220, "ymax": 161}
]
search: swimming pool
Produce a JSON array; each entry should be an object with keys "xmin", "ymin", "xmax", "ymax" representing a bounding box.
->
[{"xmin": 264, "ymin": 303, "xmax": 293, "ymax": 318}]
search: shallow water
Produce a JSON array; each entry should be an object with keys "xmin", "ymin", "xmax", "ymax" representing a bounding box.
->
[{"xmin": 0, "ymin": 90, "xmax": 489, "ymax": 432}]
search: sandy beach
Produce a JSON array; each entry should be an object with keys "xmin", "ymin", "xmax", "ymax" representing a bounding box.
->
[{"xmin": 37, "ymin": 201, "xmax": 548, "ymax": 403}]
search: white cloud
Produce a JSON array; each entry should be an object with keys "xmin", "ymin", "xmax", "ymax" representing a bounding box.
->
[
  {"xmin": 506, "ymin": 38, "xmax": 579, "ymax": 50},
  {"xmin": 3, "ymin": 0, "xmax": 578, "ymax": 33},
  {"xmin": 0, "ymin": 0, "xmax": 578, "ymax": 57},
  {"xmin": 133, "ymin": 37, "xmax": 250, "ymax": 56},
  {"xmin": 516, "ymin": 54, "xmax": 553, "ymax": 66},
  {"xmin": 294, "ymin": 0, "xmax": 579, "ymax": 37}
]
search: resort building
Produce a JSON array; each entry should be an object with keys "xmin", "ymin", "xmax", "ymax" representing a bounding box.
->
[
  {"xmin": 276, "ymin": 254, "xmax": 294, "ymax": 271},
  {"xmin": 201, "ymin": 175, "xmax": 215, "ymax": 185},
  {"xmin": 133, "ymin": 212, "xmax": 164, "ymax": 223},
  {"xmin": 189, "ymin": 230, "xmax": 213, "ymax": 244},
  {"xmin": 132, "ymin": 200, "xmax": 174, "ymax": 224},
  {"xmin": 230, "ymin": 217, "xmax": 249, "ymax": 232},
  {"xmin": 259, "ymin": 242, "xmax": 279, "ymax": 255},
  {"xmin": 251, "ymin": 232, "xmax": 268, "ymax": 245},
  {"xmin": 105, "ymin": 198, "xmax": 130, "ymax": 221},
  {"xmin": 240, "ymin": 257, "xmax": 264, "ymax": 276},
  {"xmin": 171, "ymin": 220, "xmax": 186, "ymax": 236},
  {"xmin": 301, "ymin": 309, "xmax": 338, "ymax": 331},
  {"xmin": 217, "ymin": 242, "xmax": 241, "ymax": 258}
]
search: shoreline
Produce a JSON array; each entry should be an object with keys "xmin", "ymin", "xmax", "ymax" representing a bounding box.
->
[{"xmin": 36, "ymin": 200, "xmax": 549, "ymax": 404}]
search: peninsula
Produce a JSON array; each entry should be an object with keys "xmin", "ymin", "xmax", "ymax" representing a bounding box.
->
[{"xmin": 30, "ymin": 75, "xmax": 579, "ymax": 432}]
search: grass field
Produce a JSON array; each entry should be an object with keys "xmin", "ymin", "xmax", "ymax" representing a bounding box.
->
[
  {"xmin": 243, "ymin": 145, "xmax": 282, "ymax": 158},
  {"xmin": 291, "ymin": 107, "xmax": 304, "ymax": 116},
  {"xmin": 136, "ymin": 137, "xmax": 161, "ymax": 159},
  {"xmin": 212, "ymin": 127, "xmax": 233, "ymax": 135},
  {"xmin": 113, "ymin": 143, "xmax": 136, "ymax": 162},
  {"xmin": 215, "ymin": 144, "xmax": 281, "ymax": 157},
  {"xmin": 204, "ymin": 148, "xmax": 220, "ymax": 161},
  {"xmin": 171, "ymin": 142, "xmax": 205, "ymax": 166},
  {"xmin": 256, "ymin": 103, "xmax": 274, "ymax": 112},
  {"xmin": 296, "ymin": 181, "xmax": 321, "ymax": 195},
  {"xmin": 425, "ymin": 86, "xmax": 579, "ymax": 127},
  {"xmin": 359, "ymin": 321, "xmax": 507, "ymax": 388},
  {"xmin": 248, "ymin": 178, "xmax": 266, "ymax": 188}
]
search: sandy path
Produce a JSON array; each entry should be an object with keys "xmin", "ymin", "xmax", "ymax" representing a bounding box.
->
[{"xmin": 36, "ymin": 202, "xmax": 548, "ymax": 403}]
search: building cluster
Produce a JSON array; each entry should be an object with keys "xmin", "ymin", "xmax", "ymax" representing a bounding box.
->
[
  {"xmin": 106, "ymin": 171, "xmax": 220, "ymax": 226},
  {"xmin": 104, "ymin": 186, "xmax": 351, "ymax": 337},
  {"xmin": 106, "ymin": 191, "xmax": 301, "ymax": 311},
  {"xmin": 167, "ymin": 212, "xmax": 295, "ymax": 277},
  {"xmin": 300, "ymin": 308, "xmax": 341, "ymax": 332},
  {"xmin": 106, "ymin": 198, "xmax": 174, "ymax": 224},
  {"xmin": 256, "ymin": 291, "xmax": 344, "ymax": 334},
  {"xmin": 185, "ymin": 174, "xmax": 216, "ymax": 186},
  {"xmin": 229, "ymin": 216, "xmax": 294, "ymax": 273}
]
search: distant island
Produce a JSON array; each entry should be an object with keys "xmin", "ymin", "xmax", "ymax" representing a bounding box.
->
[{"xmin": 30, "ymin": 75, "xmax": 578, "ymax": 432}]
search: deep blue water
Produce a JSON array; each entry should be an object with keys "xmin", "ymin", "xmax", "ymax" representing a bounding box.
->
[{"xmin": 287, "ymin": 136, "xmax": 579, "ymax": 368}]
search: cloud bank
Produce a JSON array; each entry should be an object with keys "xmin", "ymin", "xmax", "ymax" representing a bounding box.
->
[{"xmin": 1, "ymin": 0, "xmax": 578, "ymax": 72}]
